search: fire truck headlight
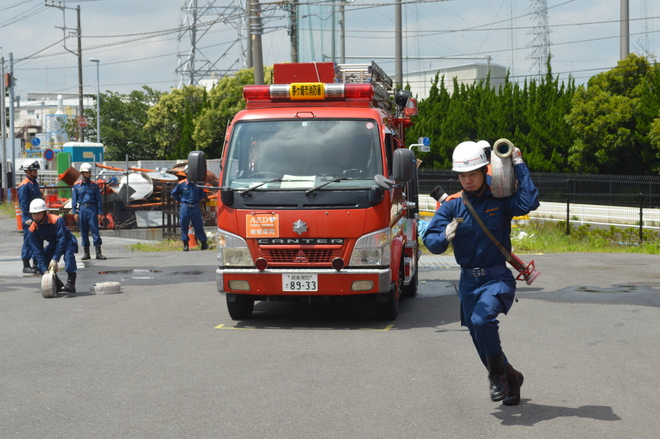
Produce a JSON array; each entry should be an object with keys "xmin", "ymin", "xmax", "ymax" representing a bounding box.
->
[
  {"xmin": 216, "ymin": 228, "xmax": 253, "ymax": 267},
  {"xmin": 349, "ymin": 228, "xmax": 391, "ymax": 267}
]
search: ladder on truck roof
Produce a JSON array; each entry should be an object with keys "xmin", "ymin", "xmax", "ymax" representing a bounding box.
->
[{"xmin": 337, "ymin": 62, "xmax": 393, "ymax": 111}]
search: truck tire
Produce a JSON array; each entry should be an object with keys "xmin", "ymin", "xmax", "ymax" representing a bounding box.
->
[
  {"xmin": 226, "ymin": 293, "xmax": 254, "ymax": 320},
  {"xmin": 401, "ymin": 269, "xmax": 418, "ymax": 298},
  {"xmin": 375, "ymin": 282, "xmax": 399, "ymax": 320}
]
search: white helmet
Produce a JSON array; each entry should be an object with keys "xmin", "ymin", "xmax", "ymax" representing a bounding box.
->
[
  {"xmin": 79, "ymin": 163, "xmax": 93, "ymax": 173},
  {"xmin": 29, "ymin": 198, "xmax": 49, "ymax": 213},
  {"xmin": 21, "ymin": 159, "xmax": 40, "ymax": 171},
  {"xmin": 452, "ymin": 141, "xmax": 489, "ymax": 173},
  {"xmin": 476, "ymin": 140, "xmax": 491, "ymax": 152}
]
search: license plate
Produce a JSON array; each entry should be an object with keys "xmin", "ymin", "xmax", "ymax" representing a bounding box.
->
[{"xmin": 282, "ymin": 274, "xmax": 318, "ymax": 292}]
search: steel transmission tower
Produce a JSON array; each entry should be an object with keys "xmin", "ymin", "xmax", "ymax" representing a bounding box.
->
[
  {"xmin": 176, "ymin": 0, "xmax": 248, "ymax": 88},
  {"xmin": 527, "ymin": 0, "xmax": 551, "ymax": 78}
]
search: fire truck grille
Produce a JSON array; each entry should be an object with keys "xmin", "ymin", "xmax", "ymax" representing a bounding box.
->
[{"xmin": 266, "ymin": 249, "xmax": 338, "ymax": 263}]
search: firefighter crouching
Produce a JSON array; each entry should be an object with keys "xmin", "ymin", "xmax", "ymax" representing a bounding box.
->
[
  {"xmin": 72, "ymin": 163, "xmax": 107, "ymax": 260},
  {"xmin": 27, "ymin": 199, "xmax": 79, "ymax": 293}
]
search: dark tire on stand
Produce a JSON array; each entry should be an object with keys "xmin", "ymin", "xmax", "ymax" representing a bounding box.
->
[{"xmin": 226, "ymin": 294, "xmax": 255, "ymax": 320}]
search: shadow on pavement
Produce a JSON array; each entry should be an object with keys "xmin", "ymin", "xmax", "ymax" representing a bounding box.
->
[{"xmin": 492, "ymin": 400, "xmax": 621, "ymax": 426}]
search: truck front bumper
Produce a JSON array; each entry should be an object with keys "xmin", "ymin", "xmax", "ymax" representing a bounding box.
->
[{"xmin": 216, "ymin": 267, "xmax": 391, "ymax": 296}]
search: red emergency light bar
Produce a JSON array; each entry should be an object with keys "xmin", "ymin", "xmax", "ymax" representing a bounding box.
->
[{"xmin": 243, "ymin": 83, "xmax": 374, "ymax": 103}]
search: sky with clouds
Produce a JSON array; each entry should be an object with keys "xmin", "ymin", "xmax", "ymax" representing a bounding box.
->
[{"xmin": 1, "ymin": 0, "xmax": 658, "ymax": 100}]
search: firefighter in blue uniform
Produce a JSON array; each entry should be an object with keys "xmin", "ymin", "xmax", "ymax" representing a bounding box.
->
[
  {"xmin": 18, "ymin": 159, "xmax": 43, "ymax": 273},
  {"xmin": 171, "ymin": 166, "xmax": 209, "ymax": 251},
  {"xmin": 27, "ymin": 198, "xmax": 78, "ymax": 293},
  {"xmin": 71, "ymin": 163, "xmax": 106, "ymax": 260},
  {"xmin": 422, "ymin": 141, "xmax": 539, "ymax": 406}
]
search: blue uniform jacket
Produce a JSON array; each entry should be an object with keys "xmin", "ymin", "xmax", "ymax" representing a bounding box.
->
[
  {"xmin": 71, "ymin": 180, "xmax": 103, "ymax": 214},
  {"xmin": 28, "ymin": 214, "xmax": 78, "ymax": 273},
  {"xmin": 18, "ymin": 176, "xmax": 42, "ymax": 222},
  {"xmin": 422, "ymin": 163, "xmax": 539, "ymax": 269},
  {"xmin": 171, "ymin": 179, "xmax": 207, "ymax": 205}
]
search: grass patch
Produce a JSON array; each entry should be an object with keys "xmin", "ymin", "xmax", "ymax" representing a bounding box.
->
[
  {"xmin": 0, "ymin": 202, "xmax": 16, "ymax": 217},
  {"xmin": 512, "ymin": 221, "xmax": 660, "ymax": 254},
  {"xmin": 128, "ymin": 240, "xmax": 202, "ymax": 252},
  {"xmin": 420, "ymin": 220, "xmax": 660, "ymax": 255}
]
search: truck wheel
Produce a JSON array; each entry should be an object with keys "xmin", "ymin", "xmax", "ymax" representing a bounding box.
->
[
  {"xmin": 402, "ymin": 269, "xmax": 418, "ymax": 298},
  {"xmin": 226, "ymin": 294, "xmax": 254, "ymax": 320},
  {"xmin": 375, "ymin": 282, "xmax": 399, "ymax": 320}
]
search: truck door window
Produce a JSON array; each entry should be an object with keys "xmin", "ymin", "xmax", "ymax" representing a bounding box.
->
[{"xmin": 224, "ymin": 120, "xmax": 382, "ymax": 190}]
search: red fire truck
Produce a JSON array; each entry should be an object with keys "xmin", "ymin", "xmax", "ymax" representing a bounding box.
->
[{"xmin": 188, "ymin": 62, "xmax": 421, "ymax": 320}]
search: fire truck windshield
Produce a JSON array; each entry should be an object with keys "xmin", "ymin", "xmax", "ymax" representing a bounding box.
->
[{"xmin": 224, "ymin": 119, "xmax": 382, "ymax": 191}]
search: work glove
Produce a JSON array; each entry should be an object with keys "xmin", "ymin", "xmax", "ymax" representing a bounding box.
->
[
  {"xmin": 445, "ymin": 218, "xmax": 460, "ymax": 243},
  {"xmin": 48, "ymin": 259, "xmax": 59, "ymax": 273},
  {"xmin": 512, "ymin": 147, "xmax": 524, "ymax": 166}
]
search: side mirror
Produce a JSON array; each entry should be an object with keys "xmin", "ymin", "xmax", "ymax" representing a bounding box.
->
[
  {"xmin": 220, "ymin": 187, "xmax": 234, "ymax": 207},
  {"xmin": 392, "ymin": 148, "xmax": 414, "ymax": 182},
  {"xmin": 187, "ymin": 151, "xmax": 207, "ymax": 183}
]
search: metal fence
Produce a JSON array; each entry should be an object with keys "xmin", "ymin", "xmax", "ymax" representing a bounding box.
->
[
  {"xmin": 4, "ymin": 168, "xmax": 660, "ymax": 243},
  {"xmin": 418, "ymin": 170, "xmax": 660, "ymax": 242}
]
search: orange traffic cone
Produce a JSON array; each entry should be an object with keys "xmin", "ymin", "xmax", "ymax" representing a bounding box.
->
[
  {"xmin": 188, "ymin": 226, "xmax": 197, "ymax": 247},
  {"xmin": 15, "ymin": 203, "xmax": 22, "ymax": 231}
]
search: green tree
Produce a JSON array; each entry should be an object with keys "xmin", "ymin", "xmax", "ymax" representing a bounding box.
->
[
  {"xmin": 565, "ymin": 54, "xmax": 658, "ymax": 174},
  {"xmin": 192, "ymin": 68, "xmax": 262, "ymax": 158},
  {"xmin": 144, "ymin": 85, "xmax": 210, "ymax": 160},
  {"xmin": 94, "ymin": 87, "xmax": 163, "ymax": 160}
]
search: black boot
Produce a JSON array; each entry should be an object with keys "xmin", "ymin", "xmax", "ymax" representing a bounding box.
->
[
  {"xmin": 95, "ymin": 246, "xmax": 107, "ymax": 260},
  {"xmin": 503, "ymin": 364, "xmax": 524, "ymax": 406},
  {"xmin": 486, "ymin": 353, "xmax": 509, "ymax": 402},
  {"xmin": 183, "ymin": 242, "xmax": 189, "ymax": 252},
  {"xmin": 81, "ymin": 246, "xmax": 91, "ymax": 260},
  {"xmin": 22, "ymin": 259, "xmax": 37, "ymax": 274},
  {"xmin": 61, "ymin": 273, "xmax": 77, "ymax": 294},
  {"xmin": 200, "ymin": 240, "xmax": 209, "ymax": 250}
]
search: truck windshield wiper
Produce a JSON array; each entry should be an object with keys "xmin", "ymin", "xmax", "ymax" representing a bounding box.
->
[
  {"xmin": 240, "ymin": 178, "xmax": 281, "ymax": 197},
  {"xmin": 305, "ymin": 177, "xmax": 354, "ymax": 197}
]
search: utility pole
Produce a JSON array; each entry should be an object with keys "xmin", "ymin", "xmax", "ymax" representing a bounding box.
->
[
  {"xmin": 620, "ymin": 0, "xmax": 629, "ymax": 60},
  {"xmin": 75, "ymin": 5, "xmax": 83, "ymax": 141},
  {"xmin": 8, "ymin": 53, "xmax": 16, "ymax": 187},
  {"xmin": 395, "ymin": 0, "xmax": 402, "ymax": 87},
  {"xmin": 289, "ymin": 0, "xmax": 298, "ymax": 63},
  {"xmin": 46, "ymin": 1, "xmax": 85, "ymax": 141},
  {"xmin": 331, "ymin": 1, "xmax": 336, "ymax": 63},
  {"xmin": 250, "ymin": 0, "xmax": 264, "ymax": 85},
  {"xmin": 339, "ymin": 2, "xmax": 346, "ymax": 63},
  {"xmin": 246, "ymin": 0, "xmax": 253, "ymax": 69},
  {"xmin": 1, "ymin": 55, "xmax": 7, "ymax": 190}
]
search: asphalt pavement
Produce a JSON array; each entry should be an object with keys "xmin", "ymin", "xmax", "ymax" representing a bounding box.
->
[{"xmin": 1, "ymin": 213, "xmax": 659, "ymax": 438}]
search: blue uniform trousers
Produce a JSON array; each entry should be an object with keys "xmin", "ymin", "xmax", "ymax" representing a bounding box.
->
[
  {"xmin": 458, "ymin": 267, "xmax": 516, "ymax": 368},
  {"xmin": 22, "ymin": 221, "xmax": 33, "ymax": 260},
  {"xmin": 179, "ymin": 204, "xmax": 207, "ymax": 244},
  {"xmin": 79, "ymin": 205, "xmax": 102, "ymax": 247},
  {"xmin": 40, "ymin": 237, "xmax": 78, "ymax": 274}
]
